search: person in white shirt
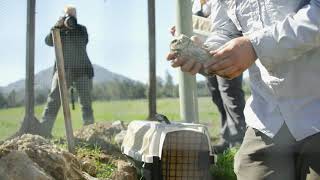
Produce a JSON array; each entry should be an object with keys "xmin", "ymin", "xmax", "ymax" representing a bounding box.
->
[
  {"xmin": 192, "ymin": 0, "xmax": 247, "ymax": 154},
  {"xmin": 167, "ymin": 0, "xmax": 320, "ymax": 179}
]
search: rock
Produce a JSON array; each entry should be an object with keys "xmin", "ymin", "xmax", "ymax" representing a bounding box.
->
[
  {"xmin": 98, "ymin": 153, "xmax": 111, "ymax": 163},
  {"xmin": 82, "ymin": 172, "xmax": 108, "ymax": 180},
  {"xmin": 114, "ymin": 130, "xmax": 127, "ymax": 146},
  {"xmin": 111, "ymin": 160, "xmax": 137, "ymax": 180},
  {"xmin": 111, "ymin": 121, "xmax": 125, "ymax": 131},
  {"xmin": 80, "ymin": 157, "xmax": 97, "ymax": 177},
  {"xmin": 0, "ymin": 151, "xmax": 54, "ymax": 180},
  {"xmin": 74, "ymin": 122, "xmax": 121, "ymax": 153},
  {"xmin": 0, "ymin": 134, "xmax": 86, "ymax": 180}
]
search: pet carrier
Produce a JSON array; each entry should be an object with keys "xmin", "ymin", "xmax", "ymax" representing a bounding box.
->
[{"xmin": 121, "ymin": 118, "xmax": 214, "ymax": 180}]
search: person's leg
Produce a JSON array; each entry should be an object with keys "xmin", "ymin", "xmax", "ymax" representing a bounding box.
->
[
  {"xmin": 40, "ymin": 72, "xmax": 61, "ymax": 136},
  {"xmin": 74, "ymin": 75, "xmax": 94, "ymax": 125},
  {"xmin": 206, "ymin": 76, "xmax": 227, "ymax": 131},
  {"xmin": 216, "ymin": 74, "xmax": 246, "ymax": 145},
  {"xmin": 296, "ymin": 132, "xmax": 320, "ymax": 180},
  {"xmin": 206, "ymin": 76, "xmax": 229, "ymax": 152},
  {"xmin": 234, "ymin": 124, "xmax": 296, "ymax": 180}
]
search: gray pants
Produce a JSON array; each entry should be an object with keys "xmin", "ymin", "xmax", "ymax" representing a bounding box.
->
[
  {"xmin": 206, "ymin": 75, "xmax": 246, "ymax": 144},
  {"xmin": 235, "ymin": 124, "xmax": 320, "ymax": 180},
  {"xmin": 41, "ymin": 71, "xmax": 94, "ymax": 133}
]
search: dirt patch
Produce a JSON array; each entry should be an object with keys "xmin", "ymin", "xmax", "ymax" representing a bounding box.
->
[{"xmin": 0, "ymin": 134, "xmax": 95, "ymax": 180}]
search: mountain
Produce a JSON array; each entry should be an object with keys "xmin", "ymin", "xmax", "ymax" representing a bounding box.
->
[{"xmin": 1, "ymin": 64, "xmax": 135, "ymax": 95}]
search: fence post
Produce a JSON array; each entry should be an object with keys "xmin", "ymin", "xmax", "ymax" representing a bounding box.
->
[
  {"xmin": 148, "ymin": 0, "xmax": 157, "ymax": 120},
  {"xmin": 25, "ymin": 0, "xmax": 36, "ymax": 123},
  {"xmin": 175, "ymin": 0, "xmax": 199, "ymax": 123}
]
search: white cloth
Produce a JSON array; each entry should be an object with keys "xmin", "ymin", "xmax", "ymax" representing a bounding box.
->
[
  {"xmin": 204, "ymin": 0, "xmax": 320, "ymax": 141},
  {"xmin": 192, "ymin": 0, "xmax": 212, "ymax": 17}
]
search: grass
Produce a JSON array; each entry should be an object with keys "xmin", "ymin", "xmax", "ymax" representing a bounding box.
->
[
  {"xmin": 0, "ymin": 97, "xmax": 220, "ymax": 140},
  {"xmin": 211, "ymin": 148, "xmax": 238, "ymax": 180},
  {"xmin": 0, "ymin": 97, "xmax": 237, "ymax": 179},
  {"xmin": 76, "ymin": 144, "xmax": 117, "ymax": 178}
]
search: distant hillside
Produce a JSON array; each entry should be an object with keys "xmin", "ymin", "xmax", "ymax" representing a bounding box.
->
[{"xmin": 1, "ymin": 64, "xmax": 134, "ymax": 95}]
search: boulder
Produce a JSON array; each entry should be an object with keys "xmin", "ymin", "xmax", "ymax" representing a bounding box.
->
[
  {"xmin": 111, "ymin": 121, "xmax": 126, "ymax": 131},
  {"xmin": 0, "ymin": 151, "xmax": 54, "ymax": 180},
  {"xmin": 74, "ymin": 122, "xmax": 123, "ymax": 153},
  {"xmin": 79, "ymin": 157, "xmax": 97, "ymax": 177},
  {"xmin": 0, "ymin": 134, "xmax": 87, "ymax": 180},
  {"xmin": 111, "ymin": 160, "xmax": 137, "ymax": 180},
  {"xmin": 114, "ymin": 130, "xmax": 127, "ymax": 146}
]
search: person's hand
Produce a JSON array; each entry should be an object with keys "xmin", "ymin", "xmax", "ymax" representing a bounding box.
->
[
  {"xmin": 54, "ymin": 17, "xmax": 65, "ymax": 28},
  {"xmin": 166, "ymin": 35, "xmax": 205, "ymax": 75},
  {"xmin": 200, "ymin": 0, "xmax": 208, "ymax": 5},
  {"xmin": 166, "ymin": 53, "xmax": 203, "ymax": 75},
  {"xmin": 170, "ymin": 26, "xmax": 176, "ymax": 36},
  {"xmin": 204, "ymin": 36, "xmax": 257, "ymax": 79}
]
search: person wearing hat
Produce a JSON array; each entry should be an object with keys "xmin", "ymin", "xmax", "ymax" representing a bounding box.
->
[{"xmin": 40, "ymin": 5, "xmax": 94, "ymax": 137}]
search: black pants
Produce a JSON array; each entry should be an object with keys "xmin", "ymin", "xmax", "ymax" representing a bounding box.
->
[{"xmin": 206, "ymin": 75, "xmax": 246, "ymax": 144}]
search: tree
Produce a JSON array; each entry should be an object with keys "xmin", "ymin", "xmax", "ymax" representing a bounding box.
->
[
  {"xmin": 35, "ymin": 89, "xmax": 49, "ymax": 105},
  {"xmin": 156, "ymin": 76, "xmax": 164, "ymax": 98},
  {"xmin": 7, "ymin": 90, "xmax": 17, "ymax": 107},
  {"xmin": 197, "ymin": 81, "xmax": 210, "ymax": 97},
  {"xmin": 163, "ymin": 70, "xmax": 175, "ymax": 97},
  {"xmin": 0, "ymin": 92, "xmax": 7, "ymax": 108}
]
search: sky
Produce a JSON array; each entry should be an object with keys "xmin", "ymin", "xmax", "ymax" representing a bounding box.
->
[{"xmin": 0, "ymin": 0, "xmax": 209, "ymax": 87}]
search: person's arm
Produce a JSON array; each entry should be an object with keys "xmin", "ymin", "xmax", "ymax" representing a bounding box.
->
[
  {"xmin": 204, "ymin": 18, "xmax": 242, "ymax": 51},
  {"xmin": 45, "ymin": 17, "xmax": 65, "ymax": 47},
  {"xmin": 248, "ymin": 0, "xmax": 320, "ymax": 69},
  {"xmin": 202, "ymin": 0, "xmax": 242, "ymax": 50},
  {"xmin": 76, "ymin": 25, "xmax": 89, "ymax": 45},
  {"xmin": 167, "ymin": 1, "xmax": 243, "ymax": 76}
]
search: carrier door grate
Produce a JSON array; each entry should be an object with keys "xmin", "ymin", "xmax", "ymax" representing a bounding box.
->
[{"xmin": 161, "ymin": 131, "xmax": 211, "ymax": 180}]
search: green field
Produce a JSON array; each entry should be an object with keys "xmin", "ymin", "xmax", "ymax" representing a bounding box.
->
[
  {"xmin": 0, "ymin": 97, "xmax": 221, "ymax": 140},
  {"xmin": 0, "ymin": 97, "xmax": 238, "ymax": 179}
]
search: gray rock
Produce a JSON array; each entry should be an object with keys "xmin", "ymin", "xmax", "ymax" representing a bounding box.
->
[
  {"xmin": 82, "ymin": 172, "xmax": 102, "ymax": 180},
  {"xmin": 111, "ymin": 121, "xmax": 125, "ymax": 131},
  {"xmin": 114, "ymin": 130, "xmax": 127, "ymax": 146},
  {"xmin": 0, "ymin": 134, "xmax": 86, "ymax": 180},
  {"xmin": 0, "ymin": 151, "xmax": 54, "ymax": 180},
  {"xmin": 80, "ymin": 157, "xmax": 97, "ymax": 177},
  {"xmin": 111, "ymin": 160, "xmax": 137, "ymax": 180}
]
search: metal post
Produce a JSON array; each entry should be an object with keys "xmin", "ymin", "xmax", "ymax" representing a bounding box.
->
[
  {"xmin": 25, "ymin": 0, "xmax": 36, "ymax": 121},
  {"xmin": 17, "ymin": 0, "xmax": 40, "ymax": 137},
  {"xmin": 176, "ymin": 0, "xmax": 199, "ymax": 123},
  {"xmin": 148, "ymin": 0, "xmax": 157, "ymax": 120},
  {"xmin": 52, "ymin": 29, "xmax": 75, "ymax": 153}
]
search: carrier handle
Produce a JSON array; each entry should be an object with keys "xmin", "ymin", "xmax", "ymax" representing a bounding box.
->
[{"xmin": 154, "ymin": 114, "xmax": 171, "ymax": 124}]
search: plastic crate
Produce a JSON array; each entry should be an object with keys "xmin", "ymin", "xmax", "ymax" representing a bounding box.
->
[{"xmin": 122, "ymin": 120, "xmax": 214, "ymax": 180}]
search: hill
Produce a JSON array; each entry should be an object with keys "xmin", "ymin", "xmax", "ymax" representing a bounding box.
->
[{"xmin": 1, "ymin": 64, "xmax": 135, "ymax": 95}]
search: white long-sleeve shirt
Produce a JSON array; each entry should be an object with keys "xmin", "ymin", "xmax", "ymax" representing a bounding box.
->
[{"xmin": 204, "ymin": 0, "xmax": 320, "ymax": 141}]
